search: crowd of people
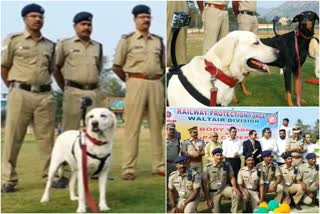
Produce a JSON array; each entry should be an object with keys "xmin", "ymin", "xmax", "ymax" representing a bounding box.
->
[{"xmin": 166, "ymin": 118, "xmax": 319, "ymax": 213}]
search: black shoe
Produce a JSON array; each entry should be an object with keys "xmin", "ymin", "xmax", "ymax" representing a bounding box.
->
[
  {"xmin": 294, "ymin": 203, "xmax": 302, "ymax": 210},
  {"xmin": 1, "ymin": 184, "xmax": 16, "ymax": 193},
  {"xmin": 51, "ymin": 177, "xmax": 69, "ymax": 189}
]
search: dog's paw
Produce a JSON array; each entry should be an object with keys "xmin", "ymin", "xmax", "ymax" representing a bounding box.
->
[
  {"xmin": 40, "ymin": 195, "xmax": 49, "ymax": 203},
  {"xmin": 76, "ymin": 207, "xmax": 86, "ymax": 213},
  {"xmin": 99, "ymin": 204, "xmax": 111, "ymax": 211},
  {"xmin": 70, "ymin": 196, "xmax": 78, "ymax": 201}
]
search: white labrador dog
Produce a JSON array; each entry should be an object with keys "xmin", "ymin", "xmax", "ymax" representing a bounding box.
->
[
  {"xmin": 40, "ymin": 108, "xmax": 116, "ymax": 213},
  {"xmin": 167, "ymin": 31, "xmax": 279, "ymax": 106}
]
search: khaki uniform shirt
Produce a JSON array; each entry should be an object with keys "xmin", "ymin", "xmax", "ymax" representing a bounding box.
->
[
  {"xmin": 1, "ymin": 31, "xmax": 54, "ymax": 85},
  {"xmin": 181, "ymin": 138, "xmax": 206, "ymax": 162},
  {"xmin": 286, "ymin": 137, "xmax": 305, "ymax": 157},
  {"xmin": 280, "ymin": 164, "xmax": 298, "ymax": 186},
  {"xmin": 239, "ymin": 1, "xmax": 256, "ymax": 12},
  {"xmin": 238, "ymin": 166, "xmax": 264, "ymax": 191},
  {"xmin": 297, "ymin": 163, "xmax": 319, "ymax": 185},
  {"xmin": 205, "ymin": 0, "xmax": 228, "ymax": 6},
  {"xmin": 168, "ymin": 169, "xmax": 201, "ymax": 199},
  {"xmin": 256, "ymin": 161, "xmax": 281, "ymax": 184},
  {"xmin": 55, "ymin": 36, "xmax": 103, "ymax": 84},
  {"xmin": 167, "ymin": 137, "xmax": 180, "ymax": 162},
  {"xmin": 202, "ymin": 161, "xmax": 234, "ymax": 190},
  {"xmin": 113, "ymin": 31, "xmax": 164, "ymax": 75}
]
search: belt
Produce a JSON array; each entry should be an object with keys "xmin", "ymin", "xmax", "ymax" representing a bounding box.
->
[
  {"xmin": 11, "ymin": 81, "xmax": 51, "ymax": 93},
  {"xmin": 209, "ymin": 189, "xmax": 219, "ymax": 192},
  {"xmin": 127, "ymin": 73, "xmax": 162, "ymax": 80},
  {"xmin": 65, "ymin": 80, "xmax": 98, "ymax": 90},
  {"xmin": 205, "ymin": 3, "xmax": 227, "ymax": 10},
  {"xmin": 239, "ymin": 11, "xmax": 256, "ymax": 16}
]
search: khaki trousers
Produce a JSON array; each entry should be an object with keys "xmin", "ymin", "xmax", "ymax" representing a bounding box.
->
[
  {"xmin": 241, "ymin": 189, "xmax": 259, "ymax": 211},
  {"xmin": 284, "ymin": 183, "xmax": 304, "ymax": 204},
  {"xmin": 177, "ymin": 197, "xmax": 200, "ymax": 213},
  {"xmin": 265, "ymin": 181, "xmax": 284, "ymax": 202},
  {"xmin": 2, "ymin": 88, "xmax": 55, "ymax": 185},
  {"xmin": 202, "ymin": 7, "xmax": 229, "ymax": 53},
  {"xmin": 122, "ymin": 78, "xmax": 164, "ymax": 175},
  {"xmin": 211, "ymin": 186, "xmax": 239, "ymax": 213},
  {"xmin": 237, "ymin": 14, "xmax": 258, "ymax": 34},
  {"xmin": 62, "ymin": 86, "xmax": 97, "ymax": 131},
  {"xmin": 166, "ymin": 0, "xmax": 189, "ymax": 66}
]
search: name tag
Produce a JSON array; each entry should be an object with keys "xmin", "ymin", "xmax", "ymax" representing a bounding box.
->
[
  {"xmin": 247, "ymin": 184, "xmax": 253, "ymax": 189},
  {"xmin": 217, "ymin": 181, "xmax": 222, "ymax": 186},
  {"xmin": 178, "ymin": 190, "xmax": 186, "ymax": 196},
  {"xmin": 264, "ymin": 181, "xmax": 269, "ymax": 184},
  {"xmin": 18, "ymin": 46, "xmax": 31, "ymax": 50},
  {"xmin": 71, "ymin": 49, "xmax": 80, "ymax": 53}
]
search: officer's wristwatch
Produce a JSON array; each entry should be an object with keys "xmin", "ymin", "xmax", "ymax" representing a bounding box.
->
[{"xmin": 182, "ymin": 201, "xmax": 187, "ymax": 206}]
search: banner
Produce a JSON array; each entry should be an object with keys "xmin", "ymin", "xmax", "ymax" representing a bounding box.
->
[{"xmin": 166, "ymin": 107, "xmax": 279, "ymax": 142}]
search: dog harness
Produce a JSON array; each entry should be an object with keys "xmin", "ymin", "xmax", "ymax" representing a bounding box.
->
[
  {"xmin": 71, "ymin": 132, "xmax": 111, "ymax": 176},
  {"xmin": 166, "ymin": 59, "xmax": 238, "ymax": 106}
]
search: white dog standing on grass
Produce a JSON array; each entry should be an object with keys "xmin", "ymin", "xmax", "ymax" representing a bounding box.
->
[
  {"xmin": 167, "ymin": 31, "xmax": 279, "ymax": 107},
  {"xmin": 41, "ymin": 108, "xmax": 116, "ymax": 213}
]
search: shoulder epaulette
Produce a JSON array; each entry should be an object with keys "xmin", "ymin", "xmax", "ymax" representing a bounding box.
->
[
  {"xmin": 169, "ymin": 171, "xmax": 178, "ymax": 176},
  {"xmin": 121, "ymin": 32, "xmax": 135, "ymax": 39},
  {"xmin": 205, "ymin": 162, "xmax": 213, "ymax": 167},
  {"xmin": 5, "ymin": 32, "xmax": 23, "ymax": 40},
  {"xmin": 151, "ymin": 33, "xmax": 163, "ymax": 40}
]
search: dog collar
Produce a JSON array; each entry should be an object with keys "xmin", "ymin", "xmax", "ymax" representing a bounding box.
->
[
  {"xmin": 296, "ymin": 28, "xmax": 313, "ymax": 40},
  {"xmin": 204, "ymin": 59, "xmax": 238, "ymax": 106},
  {"xmin": 84, "ymin": 130, "xmax": 108, "ymax": 146}
]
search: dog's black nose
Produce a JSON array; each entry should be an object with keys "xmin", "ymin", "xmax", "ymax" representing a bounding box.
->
[{"xmin": 92, "ymin": 121, "xmax": 99, "ymax": 127}]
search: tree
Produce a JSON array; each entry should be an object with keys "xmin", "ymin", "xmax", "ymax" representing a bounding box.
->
[
  {"xmin": 312, "ymin": 119, "xmax": 319, "ymax": 140},
  {"xmin": 295, "ymin": 119, "xmax": 311, "ymax": 134}
]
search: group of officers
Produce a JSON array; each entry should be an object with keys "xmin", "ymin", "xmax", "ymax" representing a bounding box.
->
[
  {"xmin": 167, "ymin": 124, "xmax": 319, "ymax": 213},
  {"xmin": 1, "ymin": 3, "xmax": 165, "ymax": 193}
]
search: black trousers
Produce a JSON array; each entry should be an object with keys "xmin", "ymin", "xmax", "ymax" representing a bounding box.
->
[{"xmin": 225, "ymin": 157, "xmax": 241, "ymax": 178}]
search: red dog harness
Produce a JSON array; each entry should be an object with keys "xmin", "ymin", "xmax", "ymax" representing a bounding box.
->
[{"xmin": 204, "ymin": 59, "xmax": 238, "ymax": 106}]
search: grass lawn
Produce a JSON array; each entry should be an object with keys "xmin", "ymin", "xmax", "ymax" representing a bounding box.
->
[
  {"xmin": 186, "ymin": 32, "xmax": 319, "ymax": 106},
  {"xmin": 1, "ymin": 128, "xmax": 165, "ymax": 213}
]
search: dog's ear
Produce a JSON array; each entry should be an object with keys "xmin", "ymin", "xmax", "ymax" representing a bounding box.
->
[
  {"xmin": 292, "ymin": 14, "xmax": 302, "ymax": 23},
  {"xmin": 208, "ymin": 33, "xmax": 238, "ymax": 67},
  {"xmin": 314, "ymin": 13, "xmax": 319, "ymax": 23}
]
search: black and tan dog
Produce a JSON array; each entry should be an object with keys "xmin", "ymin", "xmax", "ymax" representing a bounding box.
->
[{"xmin": 240, "ymin": 11, "xmax": 319, "ymax": 106}]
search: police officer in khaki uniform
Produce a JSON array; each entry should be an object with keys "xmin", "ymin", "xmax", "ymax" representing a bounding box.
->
[
  {"xmin": 232, "ymin": 0, "xmax": 258, "ymax": 97},
  {"xmin": 54, "ymin": 12, "xmax": 103, "ymax": 131},
  {"xmin": 52, "ymin": 12, "xmax": 104, "ymax": 187},
  {"xmin": 256, "ymin": 150, "xmax": 284, "ymax": 202},
  {"xmin": 167, "ymin": 123, "xmax": 181, "ymax": 178},
  {"xmin": 238, "ymin": 155, "xmax": 264, "ymax": 212},
  {"xmin": 168, "ymin": 156, "xmax": 201, "ymax": 213},
  {"xmin": 166, "ymin": 0, "xmax": 189, "ymax": 66},
  {"xmin": 286, "ymin": 127, "xmax": 307, "ymax": 167},
  {"xmin": 279, "ymin": 152, "xmax": 303, "ymax": 210},
  {"xmin": 197, "ymin": 0, "xmax": 229, "ymax": 53},
  {"xmin": 232, "ymin": 1, "xmax": 258, "ymax": 34},
  {"xmin": 202, "ymin": 148, "xmax": 240, "ymax": 213},
  {"xmin": 112, "ymin": 5, "xmax": 165, "ymax": 180},
  {"xmin": 181, "ymin": 126, "xmax": 206, "ymax": 173},
  {"xmin": 297, "ymin": 153, "xmax": 319, "ymax": 206},
  {"xmin": 1, "ymin": 3, "xmax": 55, "ymax": 193}
]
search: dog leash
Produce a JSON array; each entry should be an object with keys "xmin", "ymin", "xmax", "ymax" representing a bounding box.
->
[{"xmin": 81, "ymin": 132, "xmax": 99, "ymax": 213}]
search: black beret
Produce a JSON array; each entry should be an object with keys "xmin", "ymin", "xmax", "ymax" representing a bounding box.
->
[
  {"xmin": 175, "ymin": 156, "xmax": 189, "ymax": 163},
  {"xmin": 73, "ymin": 12, "xmax": 93, "ymax": 24},
  {"xmin": 132, "ymin": 4, "xmax": 151, "ymax": 17},
  {"xmin": 281, "ymin": 152, "xmax": 292, "ymax": 159},
  {"xmin": 261, "ymin": 150, "xmax": 272, "ymax": 158},
  {"xmin": 188, "ymin": 126, "xmax": 198, "ymax": 132},
  {"xmin": 306, "ymin": 153, "xmax": 316, "ymax": 159},
  {"xmin": 212, "ymin": 148, "xmax": 223, "ymax": 155},
  {"xmin": 245, "ymin": 154, "xmax": 254, "ymax": 160},
  {"xmin": 21, "ymin": 3, "xmax": 44, "ymax": 17}
]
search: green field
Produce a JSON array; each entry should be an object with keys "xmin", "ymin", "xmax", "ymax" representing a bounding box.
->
[
  {"xmin": 186, "ymin": 32, "xmax": 319, "ymax": 106},
  {"xmin": 1, "ymin": 128, "xmax": 165, "ymax": 213}
]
